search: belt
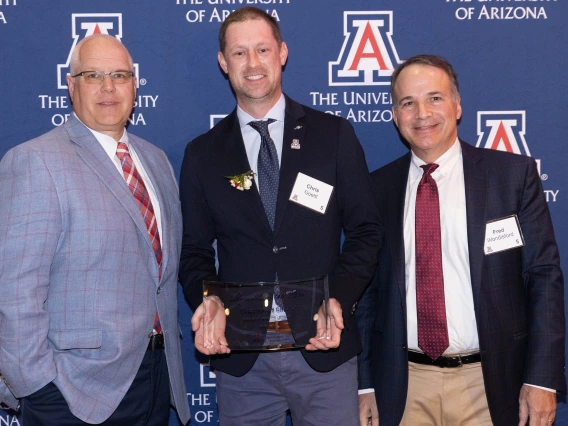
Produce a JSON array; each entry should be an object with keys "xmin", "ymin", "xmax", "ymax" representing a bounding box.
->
[
  {"xmin": 408, "ymin": 350, "xmax": 481, "ymax": 368},
  {"xmin": 147, "ymin": 334, "xmax": 165, "ymax": 351},
  {"xmin": 266, "ymin": 320, "xmax": 292, "ymax": 334}
]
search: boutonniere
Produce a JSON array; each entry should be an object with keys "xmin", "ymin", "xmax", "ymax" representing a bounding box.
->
[{"xmin": 225, "ymin": 170, "xmax": 254, "ymax": 191}]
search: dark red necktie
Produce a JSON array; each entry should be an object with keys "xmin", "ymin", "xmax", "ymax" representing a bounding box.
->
[
  {"xmin": 116, "ymin": 142, "xmax": 162, "ymax": 334},
  {"xmin": 415, "ymin": 163, "xmax": 448, "ymax": 360}
]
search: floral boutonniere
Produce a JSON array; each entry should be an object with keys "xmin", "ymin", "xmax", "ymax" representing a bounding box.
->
[{"xmin": 225, "ymin": 170, "xmax": 254, "ymax": 191}]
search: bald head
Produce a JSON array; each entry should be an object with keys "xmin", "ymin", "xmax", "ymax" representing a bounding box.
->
[
  {"xmin": 66, "ymin": 34, "xmax": 137, "ymax": 141},
  {"xmin": 69, "ymin": 34, "xmax": 133, "ymax": 76}
]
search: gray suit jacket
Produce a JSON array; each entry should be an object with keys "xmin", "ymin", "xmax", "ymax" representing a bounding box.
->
[{"xmin": 0, "ymin": 115, "xmax": 190, "ymax": 424}]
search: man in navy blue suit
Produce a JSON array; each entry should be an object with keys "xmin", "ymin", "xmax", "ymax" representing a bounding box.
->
[
  {"xmin": 357, "ymin": 54, "xmax": 565, "ymax": 426},
  {"xmin": 179, "ymin": 7, "xmax": 380, "ymax": 426}
]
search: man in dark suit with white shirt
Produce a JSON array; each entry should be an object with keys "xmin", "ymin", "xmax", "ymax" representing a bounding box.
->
[
  {"xmin": 357, "ymin": 54, "xmax": 565, "ymax": 426},
  {"xmin": 178, "ymin": 7, "xmax": 381, "ymax": 426}
]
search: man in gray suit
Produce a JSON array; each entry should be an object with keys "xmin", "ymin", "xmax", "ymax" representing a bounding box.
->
[{"xmin": 0, "ymin": 34, "xmax": 190, "ymax": 425}]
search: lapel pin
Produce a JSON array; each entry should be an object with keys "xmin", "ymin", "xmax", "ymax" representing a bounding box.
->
[
  {"xmin": 294, "ymin": 125, "xmax": 302, "ymax": 130},
  {"xmin": 291, "ymin": 139, "xmax": 301, "ymax": 150}
]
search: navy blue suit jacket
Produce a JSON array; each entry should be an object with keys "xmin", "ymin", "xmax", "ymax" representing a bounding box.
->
[
  {"xmin": 357, "ymin": 141, "xmax": 565, "ymax": 426},
  {"xmin": 179, "ymin": 95, "xmax": 381, "ymax": 376}
]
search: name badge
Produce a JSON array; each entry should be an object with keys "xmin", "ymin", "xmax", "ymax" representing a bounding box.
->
[
  {"xmin": 289, "ymin": 172, "xmax": 334, "ymax": 214},
  {"xmin": 484, "ymin": 214, "xmax": 525, "ymax": 255}
]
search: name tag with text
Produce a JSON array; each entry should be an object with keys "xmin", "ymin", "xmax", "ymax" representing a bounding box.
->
[
  {"xmin": 289, "ymin": 172, "xmax": 334, "ymax": 214},
  {"xmin": 484, "ymin": 214, "xmax": 525, "ymax": 255}
]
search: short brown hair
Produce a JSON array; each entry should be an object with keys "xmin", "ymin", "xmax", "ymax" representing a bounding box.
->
[
  {"xmin": 391, "ymin": 54, "xmax": 459, "ymax": 105},
  {"xmin": 218, "ymin": 7, "xmax": 282, "ymax": 53}
]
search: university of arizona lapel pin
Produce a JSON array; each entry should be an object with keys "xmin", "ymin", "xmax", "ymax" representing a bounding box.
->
[
  {"xmin": 294, "ymin": 125, "xmax": 302, "ymax": 130},
  {"xmin": 291, "ymin": 139, "xmax": 301, "ymax": 150}
]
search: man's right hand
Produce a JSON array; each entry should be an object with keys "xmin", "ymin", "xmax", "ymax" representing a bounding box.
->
[
  {"xmin": 359, "ymin": 392, "xmax": 379, "ymax": 426},
  {"xmin": 191, "ymin": 297, "xmax": 230, "ymax": 355}
]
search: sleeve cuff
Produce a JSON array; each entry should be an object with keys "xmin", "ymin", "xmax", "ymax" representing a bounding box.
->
[{"xmin": 524, "ymin": 383, "xmax": 556, "ymax": 393}]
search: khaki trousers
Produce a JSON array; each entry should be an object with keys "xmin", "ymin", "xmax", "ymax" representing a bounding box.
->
[{"xmin": 400, "ymin": 361, "xmax": 493, "ymax": 426}]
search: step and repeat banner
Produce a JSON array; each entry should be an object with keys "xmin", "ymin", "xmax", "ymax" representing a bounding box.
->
[{"xmin": 1, "ymin": 0, "xmax": 567, "ymax": 424}]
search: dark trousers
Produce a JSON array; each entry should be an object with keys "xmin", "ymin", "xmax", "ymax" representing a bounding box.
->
[{"xmin": 21, "ymin": 349, "xmax": 171, "ymax": 426}]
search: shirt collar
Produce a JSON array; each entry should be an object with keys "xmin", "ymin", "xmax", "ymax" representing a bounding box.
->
[
  {"xmin": 73, "ymin": 112, "xmax": 129, "ymax": 158},
  {"xmin": 237, "ymin": 93, "xmax": 286, "ymax": 129},
  {"xmin": 410, "ymin": 138, "xmax": 461, "ymax": 181}
]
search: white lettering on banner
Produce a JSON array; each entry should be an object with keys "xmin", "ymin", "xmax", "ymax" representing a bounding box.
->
[
  {"xmin": 51, "ymin": 114, "xmax": 71, "ymax": 127},
  {"xmin": 0, "ymin": 0, "xmax": 16, "ymax": 24},
  {"xmin": 128, "ymin": 113, "xmax": 146, "ymax": 126},
  {"xmin": 193, "ymin": 411, "xmax": 215, "ymax": 423},
  {"xmin": 134, "ymin": 95, "xmax": 159, "ymax": 108},
  {"xmin": 0, "ymin": 414, "xmax": 20, "ymax": 426},
  {"xmin": 39, "ymin": 96, "xmax": 69, "ymax": 109},
  {"xmin": 479, "ymin": 6, "xmax": 547, "ymax": 19},
  {"xmin": 178, "ymin": 0, "xmax": 291, "ymax": 24},
  {"xmin": 447, "ymin": 1, "xmax": 556, "ymax": 21},
  {"xmin": 186, "ymin": 393, "xmax": 215, "ymax": 423},
  {"xmin": 343, "ymin": 92, "xmax": 392, "ymax": 105},
  {"xmin": 308, "ymin": 91, "xmax": 393, "ymax": 124},
  {"xmin": 545, "ymin": 190, "xmax": 559, "ymax": 203},
  {"xmin": 345, "ymin": 108, "xmax": 392, "ymax": 123},
  {"xmin": 188, "ymin": 393, "xmax": 211, "ymax": 406},
  {"xmin": 210, "ymin": 7, "xmax": 279, "ymax": 22}
]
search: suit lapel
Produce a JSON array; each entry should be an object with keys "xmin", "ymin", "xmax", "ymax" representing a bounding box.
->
[
  {"xmin": 129, "ymin": 135, "xmax": 171, "ymax": 283},
  {"xmin": 273, "ymin": 97, "xmax": 305, "ymax": 237},
  {"xmin": 65, "ymin": 116, "xmax": 160, "ymax": 281},
  {"xmin": 461, "ymin": 141, "xmax": 487, "ymax": 309},
  {"xmin": 223, "ymin": 110, "xmax": 272, "ymax": 233},
  {"xmin": 392, "ymin": 154, "xmax": 411, "ymax": 304}
]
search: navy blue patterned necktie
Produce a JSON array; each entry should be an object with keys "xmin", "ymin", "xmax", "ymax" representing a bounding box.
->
[{"xmin": 249, "ymin": 119, "xmax": 279, "ymax": 230}]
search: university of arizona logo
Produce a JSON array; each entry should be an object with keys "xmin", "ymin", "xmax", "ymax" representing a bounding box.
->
[
  {"xmin": 329, "ymin": 11, "xmax": 402, "ymax": 86},
  {"xmin": 476, "ymin": 111, "xmax": 530, "ymax": 156},
  {"xmin": 200, "ymin": 363, "xmax": 216, "ymax": 387},
  {"xmin": 57, "ymin": 13, "xmax": 138, "ymax": 89}
]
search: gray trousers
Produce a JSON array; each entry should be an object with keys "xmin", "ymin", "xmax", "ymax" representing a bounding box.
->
[{"xmin": 216, "ymin": 351, "xmax": 358, "ymax": 426}]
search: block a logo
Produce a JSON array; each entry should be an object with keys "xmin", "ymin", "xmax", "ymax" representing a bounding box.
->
[
  {"xmin": 200, "ymin": 362, "xmax": 216, "ymax": 387},
  {"xmin": 57, "ymin": 13, "xmax": 139, "ymax": 89},
  {"xmin": 329, "ymin": 11, "xmax": 402, "ymax": 86},
  {"xmin": 476, "ymin": 111, "xmax": 530, "ymax": 156},
  {"xmin": 210, "ymin": 114, "xmax": 227, "ymax": 129}
]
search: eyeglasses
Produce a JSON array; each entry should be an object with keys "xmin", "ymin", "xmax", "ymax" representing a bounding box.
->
[{"xmin": 71, "ymin": 70, "xmax": 134, "ymax": 84}]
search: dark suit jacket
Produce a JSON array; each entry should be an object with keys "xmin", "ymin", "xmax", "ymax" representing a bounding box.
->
[
  {"xmin": 179, "ymin": 95, "xmax": 381, "ymax": 376},
  {"xmin": 357, "ymin": 141, "xmax": 565, "ymax": 426}
]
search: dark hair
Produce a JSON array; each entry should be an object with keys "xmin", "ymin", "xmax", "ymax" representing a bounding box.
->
[
  {"xmin": 391, "ymin": 54, "xmax": 459, "ymax": 105},
  {"xmin": 218, "ymin": 7, "xmax": 282, "ymax": 53}
]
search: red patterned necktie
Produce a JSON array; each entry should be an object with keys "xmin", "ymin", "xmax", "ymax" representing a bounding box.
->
[
  {"xmin": 415, "ymin": 163, "xmax": 448, "ymax": 360},
  {"xmin": 116, "ymin": 142, "xmax": 162, "ymax": 334}
]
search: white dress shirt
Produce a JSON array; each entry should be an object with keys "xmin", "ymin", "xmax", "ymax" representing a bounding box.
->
[
  {"xmin": 405, "ymin": 138, "xmax": 478, "ymax": 354},
  {"xmin": 236, "ymin": 94, "xmax": 286, "ymax": 190},
  {"xmin": 362, "ymin": 139, "xmax": 552, "ymax": 393},
  {"xmin": 75, "ymin": 113, "xmax": 163, "ymax": 238}
]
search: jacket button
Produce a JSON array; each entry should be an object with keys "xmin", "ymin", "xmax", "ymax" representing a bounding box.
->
[
  {"xmin": 273, "ymin": 246, "xmax": 279, "ymax": 254},
  {"xmin": 157, "ymin": 287, "xmax": 162, "ymax": 294}
]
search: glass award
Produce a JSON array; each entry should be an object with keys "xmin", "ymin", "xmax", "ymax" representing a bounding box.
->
[{"xmin": 202, "ymin": 275, "xmax": 329, "ymax": 351}]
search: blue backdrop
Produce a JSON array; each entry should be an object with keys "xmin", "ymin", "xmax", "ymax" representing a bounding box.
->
[{"xmin": 1, "ymin": 0, "xmax": 567, "ymax": 424}]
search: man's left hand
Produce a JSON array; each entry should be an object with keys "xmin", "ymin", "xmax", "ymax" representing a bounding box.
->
[
  {"xmin": 305, "ymin": 298, "xmax": 343, "ymax": 350},
  {"xmin": 518, "ymin": 384, "xmax": 556, "ymax": 426}
]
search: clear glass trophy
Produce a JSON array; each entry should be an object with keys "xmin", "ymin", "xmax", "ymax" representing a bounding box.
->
[{"xmin": 202, "ymin": 275, "xmax": 329, "ymax": 351}]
